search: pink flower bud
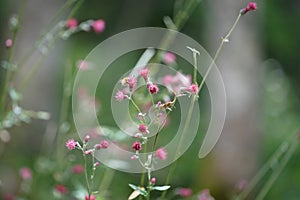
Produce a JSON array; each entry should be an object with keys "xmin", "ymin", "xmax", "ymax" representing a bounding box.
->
[
  {"xmin": 65, "ymin": 18, "xmax": 78, "ymax": 29},
  {"xmin": 5, "ymin": 39, "xmax": 13, "ymax": 48},
  {"xmin": 151, "ymin": 177, "xmax": 156, "ymax": 184},
  {"xmin": 84, "ymin": 135, "xmax": 91, "ymax": 143},
  {"xmin": 92, "ymin": 19, "xmax": 105, "ymax": 33}
]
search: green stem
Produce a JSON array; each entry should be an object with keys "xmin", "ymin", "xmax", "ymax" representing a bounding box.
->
[
  {"xmin": 255, "ymin": 140, "xmax": 298, "ymax": 200},
  {"xmin": 0, "ymin": 0, "xmax": 28, "ymax": 120},
  {"xmin": 198, "ymin": 14, "xmax": 241, "ymax": 92},
  {"xmin": 234, "ymin": 133, "xmax": 299, "ymax": 200},
  {"xmin": 98, "ymin": 168, "xmax": 115, "ymax": 197},
  {"xmin": 83, "ymin": 152, "xmax": 91, "ymax": 196}
]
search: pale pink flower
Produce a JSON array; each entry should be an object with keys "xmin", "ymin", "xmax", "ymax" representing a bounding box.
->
[
  {"xmin": 100, "ymin": 140, "xmax": 109, "ymax": 148},
  {"xmin": 5, "ymin": 39, "xmax": 13, "ymax": 48},
  {"xmin": 66, "ymin": 139, "xmax": 77, "ymax": 150},
  {"xmin": 139, "ymin": 67, "xmax": 149, "ymax": 81},
  {"xmin": 94, "ymin": 162, "xmax": 100, "ymax": 167},
  {"xmin": 163, "ymin": 52, "xmax": 176, "ymax": 64},
  {"xmin": 127, "ymin": 77, "xmax": 137, "ymax": 89},
  {"xmin": 19, "ymin": 167, "xmax": 32, "ymax": 180},
  {"xmin": 176, "ymin": 188, "xmax": 192, "ymax": 197},
  {"xmin": 155, "ymin": 147, "xmax": 167, "ymax": 160},
  {"xmin": 65, "ymin": 18, "xmax": 78, "ymax": 29},
  {"xmin": 84, "ymin": 135, "xmax": 91, "ymax": 143},
  {"xmin": 92, "ymin": 19, "xmax": 105, "ymax": 33},
  {"xmin": 115, "ymin": 90, "xmax": 127, "ymax": 101},
  {"xmin": 198, "ymin": 189, "xmax": 215, "ymax": 200}
]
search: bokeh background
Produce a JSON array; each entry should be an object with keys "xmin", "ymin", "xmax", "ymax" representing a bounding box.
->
[{"xmin": 0, "ymin": 0, "xmax": 299, "ymax": 199}]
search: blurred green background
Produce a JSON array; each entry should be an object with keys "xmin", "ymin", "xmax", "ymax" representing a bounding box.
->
[{"xmin": 0, "ymin": 0, "xmax": 300, "ymax": 199}]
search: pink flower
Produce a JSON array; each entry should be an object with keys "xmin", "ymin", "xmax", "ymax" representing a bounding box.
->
[
  {"xmin": 66, "ymin": 139, "xmax": 77, "ymax": 150},
  {"xmin": 55, "ymin": 184, "xmax": 68, "ymax": 194},
  {"xmin": 132, "ymin": 141, "xmax": 142, "ymax": 151},
  {"xmin": 155, "ymin": 147, "xmax": 167, "ymax": 160},
  {"xmin": 95, "ymin": 143, "xmax": 102, "ymax": 150},
  {"xmin": 139, "ymin": 67, "xmax": 149, "ymax": 81},
  {"xmin": 176, "ymin": 188, "xmax": 192, "ymax": 197},
  {"xmin": 138, "ymin": 124, "xmax": 149, "ymax": 134},
  {"xmin": 115, "ymin": 90, "xmax": 127, "ymax": 101},
  {"xmin": 65, "ymin": 18, "xmax": 78, "ymax": 29},
  {"xmin": 151, "ymin": 177, "xmax": 156, "ymax": 184},
  {"xmin": 100, "ymin": 140, "xmax": 109, "ymax": 148},
  {"xmin": 240, "ymin": 2, "xmax": 257, "ymax": 15},
  {"xmin": 84, "ymin": 135, "xmax": 91, "ymax": 143},
  {"xmin": 92, "ymin": 19, "xmax": 105, "ymax": 33},
  {"xmin": 147, "ymin": 83, "xmax": 159, "ymax": 94},
  {"xmin": 198, "ymin": 189, "xmax": 215, "ymax": 200},
  {"xmin": 163, "ymin": 52, "xmax": 176, "ymax": 64},
  {"xmin": 187, "ymin": 83, "xmax": 198, "ymax": 94},
  {"xmin": 72, "ymin": 164, "xmax": 84, "ymax": 174},
  {"xmin": 127, "ymin": 77, "xmax": 137, "ymax": 89},
  {"xmin": 85, "ymin": 149, "xmax": 93, "ymax": 155},
  {"xmin": 85, "ymin": 195, "xmax": 96, "ymax": 200},
  {"xmin": 94, "ymin": 162, "xmax": 100, "ymax": 167},
  {"xmin": 5, "ymin": 39, "xmax": 13, "ymax": 48},
  {"xmin": 19, "ymin": 167, "xmax": 32, "ymax": 180}
]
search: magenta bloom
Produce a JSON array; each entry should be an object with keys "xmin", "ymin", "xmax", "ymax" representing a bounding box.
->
[
  {"xmin": 19, "ymin": 167, "xmax": 32, "ymax": 180},
  {"xmin": 188, "ymin": 83, "xmax": 198, "ymax": 94},
  {"xmin": 84, "ymin": 135, "xmax": 91, "ymax": 143},
  {"xmin": 85, "ymin": 149, "xmax": 93, "ymax": 155},
  {"xmin": 147, "ymin": 83, "xmax": 159, "ymax": 94},
  {"xmin": 155, "ymin": 147, "xmax": 167, "ymax": 160},
  {"xmin": 138, "ymin": 124, "xmax": 149, "ymax": 134},
  {"xmin": 132, "ymin": 141, "xmax": 142, "ymax": 151},
  {"xmin": 92, "ymin": 19, "xmax": 105, "ymax": 33},
  {"xmin": 85, "ymin": 195, "xmax": 96, "ymax": 200},
  {"xmin": 176, "ymin": 188, "xmax": 192, "ymax": 197},
  {"xmin": 65, "ymin": 18, "xmax": 78, "ymax": 29},
  {"xmin": 139, "ymin": 67, "xmax": 149, "ymax": 81},
  {"xmin": 55, "ymin": 184, "xmax": 68, "ymax": 194},
  {"xmin": 66, "ymin": 139, "xmax": 77, "ymax": 150},
  {"xmin": 72, "ymin": 164, "xmax": 84, "ymax": 174},
  {"xmin": 151, "ymin": 177, "xmax": 156, "ymax": 184},
  {"xmin": 240, "ymin": 2, "xmax": 257, "ymax": 15},
  {"xmin": 5, "ymin": 39, "xmax": 13, "ymax": 48},
  {"xmin": 100, "ymin": 140, "xmax": 109, "ymax": 148},
  {"xmin": 163, "ymin": 52, "xmax": 176, "ymax": 64}
]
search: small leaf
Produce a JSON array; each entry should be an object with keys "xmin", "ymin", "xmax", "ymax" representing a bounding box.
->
[
  {"xmin": 128, "ymin": 184, "xmax": 147, "ymax": 197},
  {"xmin": 128, "ymin": 190, "xmax": 140, "ymax": 200},
  {"xmin": 152, "ymin": 185, "xmax": 171, "ymax": 191}
]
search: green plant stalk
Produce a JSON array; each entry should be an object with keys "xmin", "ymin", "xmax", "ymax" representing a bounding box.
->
[
  {"xmin": 234, "ymin": 133, "xmax": 299, "ymax": 200},
  {"xmin": 0, "ymin": 0, "xmax": 28, "ymax": 120},
  {"xmin": 255, "ymin": 140, "xmax": 298, "ymax": 200},
  {"xmin": 98, "ymin": 168, "xmax": 115, "ymax": 197},
  {"xmin": 83, "ymin": 151, "xmax": 92, "ymax": 197},
  {"xmin": 161, "ymin": 13, "xmax": 242, "ymax": 199},
  {"xmin": 198, "ymin": 13, "xmax": 241, "ymax": 91}
]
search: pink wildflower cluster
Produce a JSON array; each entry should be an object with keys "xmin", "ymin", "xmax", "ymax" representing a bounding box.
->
[{"xmin": 155, "ymin": 147, "xmax": 167, "ymax": 160}]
